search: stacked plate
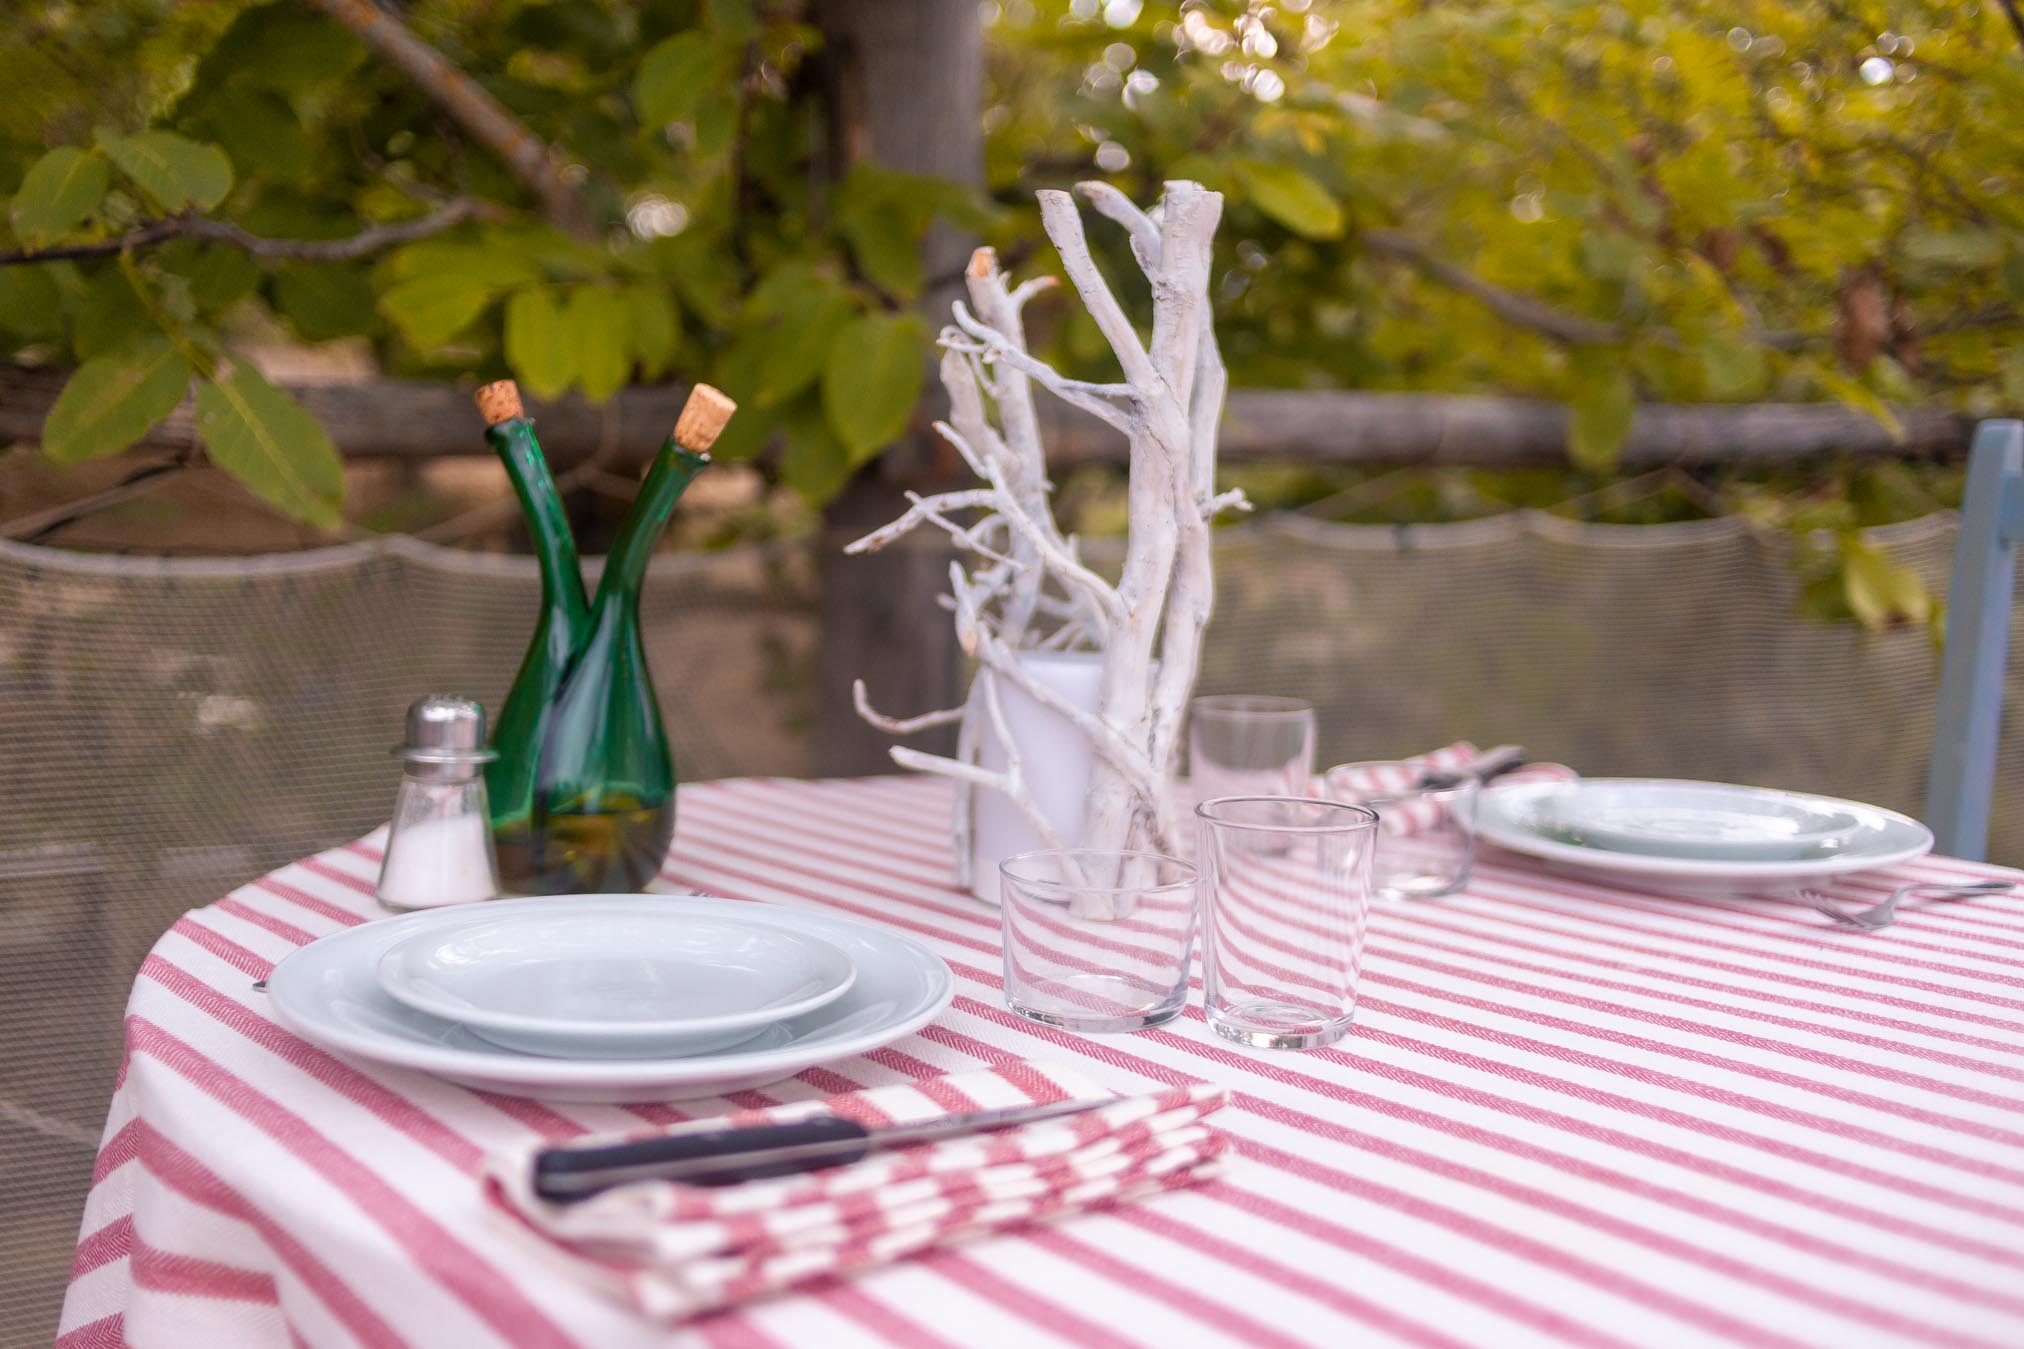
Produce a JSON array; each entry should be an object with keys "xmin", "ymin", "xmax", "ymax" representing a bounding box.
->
[
  {"xmin": 1478, "ymin": 778, "xmax": 1933, "ymax": 894},
  {"xmin": 265, "ymin": 894, "xmax": 953, "ymax": 1102}
]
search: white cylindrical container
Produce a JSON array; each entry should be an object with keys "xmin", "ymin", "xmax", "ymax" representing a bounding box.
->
[{"xmin": 967, "ymin": 651, "xmax": 1105, "ymax": 903}]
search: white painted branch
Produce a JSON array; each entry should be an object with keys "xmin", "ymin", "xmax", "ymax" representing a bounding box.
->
[
  {"xmin": 1203, "ymin": 487, "xmax": 1252, "ymax": 518},
  {"xmin": 852, "ymin": 180, "xmax": 1230, "ymax": 893},
  {"xmin": 843, "ymin": 488, "xmax": 1009, "ymax": 557},
  {"xmin": 1076, "ymin": 181, "xmax": 1160, "ymax": 274},
  {"xmin": 851, "ymin": 679, "xmax": 968, "ymax": 734},
  {"xmin": 1034, "ymin": 190, "xmax": 1161, "ymax": 393}
]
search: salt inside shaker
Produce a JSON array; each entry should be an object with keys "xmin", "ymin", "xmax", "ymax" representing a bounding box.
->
[{"xmin": 377, "ymin": 694, "xmax": 502, "ymax": 912}]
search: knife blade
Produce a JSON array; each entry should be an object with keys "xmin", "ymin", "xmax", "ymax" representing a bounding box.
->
[{"xmin": 531, "ymin": 1098, "xmax": 1112, "ymax": 1200}]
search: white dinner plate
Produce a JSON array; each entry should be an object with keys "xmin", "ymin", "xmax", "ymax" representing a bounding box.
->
[
  {"xmin": 1528, "ymin": 779, "xmax": 1864, "ymax": 862},
  {"xmin": 266, "ymin": 894, "xmax": 952, "ymax": 1102},
  {"xmin": 376, "ymin": 906, "xmax": 857, "ymax": 1059},
  {"xmin": 1478, "ymin": 780, "xmax": 1932, "ymax": 894}
]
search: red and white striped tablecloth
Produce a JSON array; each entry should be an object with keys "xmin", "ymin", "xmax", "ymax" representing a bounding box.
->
[{"xmin": 58, "ymin": 776, "xmax": 2024, "ymax": 1349}]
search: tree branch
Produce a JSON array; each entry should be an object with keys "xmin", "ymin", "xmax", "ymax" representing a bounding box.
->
[
  {"xmin": 0, "ymin": 198, "xmax": 493, "ymax": 267},
  {"xmin": 305, "ymin": 0, "xmax": 591, "ymax": 238},
  {"xmin": 1999, "ymin": 0, "xmax": 2024, "ymax": 54},
  {"xmin": 1, "ymin": 457, "xmax": 187, "ymax": 542},
  {"xmin": 1359, "ymin": 227, "xmax": 1623, "ymax": 346}
]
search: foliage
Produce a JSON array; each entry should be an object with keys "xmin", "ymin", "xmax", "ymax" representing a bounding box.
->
[
  {"xmin": 0, "ymin": 0, "xmax": 989, "ymax": 515},
  {"xmin": 982, "ymin": 0, "xmax": 2023, "ymax": 625},
  {"xmin": 2, "ymin": 0, "xmax": 2020, "ymax": 635}
]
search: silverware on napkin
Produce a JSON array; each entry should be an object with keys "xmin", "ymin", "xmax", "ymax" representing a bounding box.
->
[
  {"xmin": 1417, "ymin": 744, "xmax": 1527, "ymax": 791},
  {"xmin": 1805, "ymin": 879, "xmax": 2013, "ymax": 932},
  {"xmin": 532, "ymin": 1098, "xmax": 1112, "ymax": 1200}
]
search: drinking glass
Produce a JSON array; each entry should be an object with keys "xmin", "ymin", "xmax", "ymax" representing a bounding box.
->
[
  {"xmin": 1323, "ymin": 761, "xmax": 1480, "ymax": 901},
  {"xmin": 1194, "ymin": 797, "xmax": 1378, "ymax": 1049},
  {"xmin": 999, "ymin": 850, "xmax": 1198, "ymax": 1033},
  {"xmin": 1188, "ymin": 696, "xmax": 1317, "ymax": 801}
]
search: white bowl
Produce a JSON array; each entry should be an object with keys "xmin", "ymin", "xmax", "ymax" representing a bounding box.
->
[{"xmin": 376, "ymin": 905, "xmax": 856, "ymax": 1058}]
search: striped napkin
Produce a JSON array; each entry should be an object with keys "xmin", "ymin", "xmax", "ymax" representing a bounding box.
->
[
  {"xmin": 485, "ymin": 1063, "xmax": 1231, "ymax": 1323},
  {"xmin": 1324, "ymin": 741, "xmax": 1574, "ymax": 835}
]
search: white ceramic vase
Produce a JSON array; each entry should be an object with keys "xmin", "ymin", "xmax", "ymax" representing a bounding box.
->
[{"xmin": 966, "ymin": 650, "xmax": 1105, "ymax": 903}]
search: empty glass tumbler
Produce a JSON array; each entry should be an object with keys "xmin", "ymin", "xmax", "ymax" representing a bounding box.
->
[
  {"xmin": 1188, "ymin": 696, "xmax": 1317, "ymax": 801},
  {"xmin": 1323, "ymin": 761, "xmax": 1480, "ymax": 901},
  {"xmin": 999, "ymin": 850, "xmax": 1198, "ymax": 1033},
  {"xmin": 1194, "ymin": 797, "xmax": 1378, "ymax": 1049}
]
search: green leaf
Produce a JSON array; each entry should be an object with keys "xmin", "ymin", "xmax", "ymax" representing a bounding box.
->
[
  {"xmin": 754, "ymin": 289, "xmax": 855, "ymax": 406},
  {"xmin": 780, "ymin": 399, "xmax": 854, "ymax": 503},
  {"xmin": 42, "ymin": 337, "xmax": 192, "ymax": 464},
  {"xmin": 504, "ymin": 287, "xmax": 573, "ymax": 399},
  {"xmin": 384, "ymin": 239, "xmax": 541, "ymax": 289},
  {"xmin": 1566, "ymin": 361, "xmax": 1635, "ymax": 472},
  {"xmin": 11, "ymin": 146, "xmax": 109, "ymax": 247},
  {"xmin": 1801, "ymin": 359, "xmax": 1905, "ymax": 442},
  {"xmin": 629, "ymin": 286, "xmax": 681, "ymax": 379},
  {"xmin": 1697, "ymin": 335, "xmax": 1764, "ymax": 399},
  {"xmin": 692, "ymin": 92, "xmax": 740, "ymax": 156},
  {"xmin": 196, "ymin": 87, "xmax": 315, "ymax": 184},
  {"xmin": 194, "ymin": 362, "xmax": 344, "ymax": 529},
  {"xmin": 708, "ymin": 0, "xmax": 761, "ymax": 41},
  {"xmin": 1233, "ymin": 161, "xmax": 1345, "ymax": 240},
  {"xmin": 97, "ymin": 131, "xmax": 233, "ymax": 212},
  {"xmin": 633, "ymin": 33, "xmax": 734, "ymax": 127},
  {"xmin": 564, "ymin": 287, "xmax": 632, "ymax": 402},
  {"xmin": 377, "ymin": 241, "xmax": 544, "ymax": 348},
  {"xmin": 194, "ymin": 4, "xmax": 366, "ymax": 93},
  {"xmin": 2002, "ymin": 349, "xmax": 2024, "ymax": 408},
  {"xmin": 271, "ymin": 263, "xmax": 378, "ymax": 342},
  {"xmin": 0, "ymin": 265, "xmax": 63, "ymax": 341},
  {"xmin": 377, "ymin": 273, "xmax": 498, "ymax": 350},
  {"xmin": 1839, "ymin": 534, "xmax": 1931, "ymax": 631},
  {"xmin": 1900, "ymin": 229, "xmax": 2004, "ymax": 272},
  {"xmin": 68, "ymin": 270, "xmax": 154, "ymax": 359},
  {"xmin": 703, "ymin": 398, "xmax": 779, "ymax": 464},
  {"xmin": 821, "ymin": 312, "xmax": 925, "ymax": 462},
  {"xmin": 158, "ymin": 239, "xmax": 261, "ymax": 310},
  {"xmin": 840, "ymin": 203, "xmax": 923, "ymax": 299}
]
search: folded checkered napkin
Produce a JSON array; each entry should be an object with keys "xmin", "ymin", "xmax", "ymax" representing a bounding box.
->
[{"xmin": 485, "ymin": 1063, "xmax": 1231, "ymax": 1323}]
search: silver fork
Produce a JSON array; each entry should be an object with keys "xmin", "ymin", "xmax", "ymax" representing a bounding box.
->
[{"xmin": 1804, "ymin": 880, "xmax": 2014, "ymax": 932}]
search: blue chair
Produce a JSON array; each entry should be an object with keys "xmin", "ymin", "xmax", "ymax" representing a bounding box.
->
[{"xmin": 1926, "ymin": 419, "xmax": 2024, "ymax": 860}]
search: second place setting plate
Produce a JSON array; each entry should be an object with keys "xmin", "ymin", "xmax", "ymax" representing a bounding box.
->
[{"xmin": 1478, "ymin": 780, "xmax": 1933, "ymax": 893}]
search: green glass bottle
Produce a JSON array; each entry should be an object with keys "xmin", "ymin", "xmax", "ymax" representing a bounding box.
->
[
  {"xmin": 507, "ymin": 384, "xmax": 736, "ymax": 894},
  {"xmin": 474, "ymin": 380, "xmax": 592, "ymax": 880}
]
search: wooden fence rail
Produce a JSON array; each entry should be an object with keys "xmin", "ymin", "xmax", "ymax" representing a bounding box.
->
[{"xmin": 0, "ymin": 366, "xmax": 1978, "ymax": 470}]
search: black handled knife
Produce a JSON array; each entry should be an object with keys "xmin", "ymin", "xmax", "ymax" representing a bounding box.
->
[{"xmin": 532, "ymin": 1098, "xmax": 1110, "ymax": 1201}]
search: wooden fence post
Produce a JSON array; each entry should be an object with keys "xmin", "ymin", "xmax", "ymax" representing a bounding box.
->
[{"xmin": 811, "ymin": 0, "xmax": 984, "ymax": 776}]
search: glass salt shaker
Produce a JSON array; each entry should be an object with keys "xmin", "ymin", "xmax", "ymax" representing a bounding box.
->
[{"xmin": 377, "ymin": 694, "xmax": 503, "ymax": 912}]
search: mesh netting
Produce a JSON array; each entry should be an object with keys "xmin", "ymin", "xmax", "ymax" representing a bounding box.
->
[{"xmin": 3, "ymin": 512, "xmax": 2018, "ymax": 1340}]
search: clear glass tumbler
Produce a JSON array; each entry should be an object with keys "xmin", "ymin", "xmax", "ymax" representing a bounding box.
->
[
  {"xmin": 1194, "ymin": 797, "xmax": 1378, "ymax": 1049},
  {"xmin": 999, "ymin": 849, "xmax": 1198, "ymax": 1033},
  {"xmin": 1323, "ymin": 761, "xmax": 1480, "ymax": 901},
  {"xmin": 1188, "ymin": 695, "xmax": 1317, "ymax": 801}
]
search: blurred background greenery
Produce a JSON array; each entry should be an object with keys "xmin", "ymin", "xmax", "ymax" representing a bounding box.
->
[{"xmin": 2, "ymin": 0, "xmax": 2018, "ymax": 627}]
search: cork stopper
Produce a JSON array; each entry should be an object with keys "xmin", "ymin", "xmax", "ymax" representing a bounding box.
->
[
  {"xmin": 672, "ymin": 383, "xmax": 736, "ymax": 454},
  {"xmin": 474, "ymin": 380, "xmax": 524, "ymax": 426}
]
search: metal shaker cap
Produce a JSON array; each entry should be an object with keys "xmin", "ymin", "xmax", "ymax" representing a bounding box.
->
[{"xmin": 395, "ymin": 694, "xmax": 499, "ymax": 765}]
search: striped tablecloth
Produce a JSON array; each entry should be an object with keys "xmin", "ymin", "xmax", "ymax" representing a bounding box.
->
[{"xmin": 58, "ymin": 776, "xmax": 2024, "ymax": 1349}]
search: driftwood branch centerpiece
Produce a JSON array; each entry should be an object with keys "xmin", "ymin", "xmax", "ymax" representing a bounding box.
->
[{"xmin": 849, "ymin": 180, "xmax": 1248, "ymax": 904}]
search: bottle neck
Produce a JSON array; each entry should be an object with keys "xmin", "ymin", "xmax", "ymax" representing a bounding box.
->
[
  {"xmin": 595, "ymin": 438, "xmax": 709, "ymax": 610},
  {"xmin": 488, "ymin": 418, "xmax": 590, "ymax": 627}
]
